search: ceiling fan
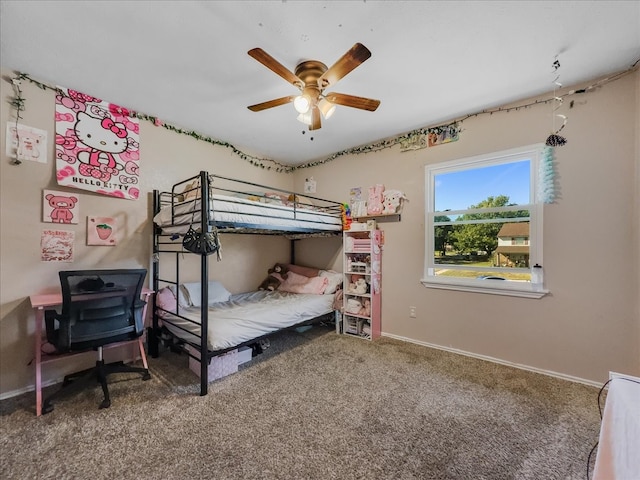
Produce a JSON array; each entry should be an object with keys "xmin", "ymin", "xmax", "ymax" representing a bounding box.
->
[{"xmin": 247, "ymin": 43, "xmax": 380, "ymax": 131}]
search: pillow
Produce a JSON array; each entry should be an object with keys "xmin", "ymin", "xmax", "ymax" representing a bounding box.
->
[
  {"xmin": 264, "ymin": 192, "xmax": 288, "ymax": 205},
  {"xmin": 289, "ymin": 195, "xmax": 316, "ymax": 209},
  {"xmin": 277, "ymin": 271, "xmax": 328, "ymax": 295},
  {"xmin": 319, "ymin": 270, "xmax": 343, "ymax": 294},
  {"xmin": 181, "ymin": 181, "xmax": 200, "ymax": 201},
  {"xmin": 156, "ymin": 287, "xmax": 177, "ymax": 318},
  {"xmin": 168, "ymin": 285, "xmax": 191, "ymax": 308},
  {"xmin": 284, "ymin": 264, "xmax": 320, "ymax": 278},
  {"xmin": 182, "ymin": 281, "xmax": 232, "ymax": 307}
]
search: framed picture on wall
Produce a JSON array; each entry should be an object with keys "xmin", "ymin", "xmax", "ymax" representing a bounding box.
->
[
  {"xmin": 6, "ymin": 123, "xmax": 48, "ymax": 163},
  {"xmin": 41, "ymin": 229, "xmax": 74, "ymax": 262},
  {"xmin": 87, "ymin": 216, "xmax": 117, "ymax": 246},
  {"xmin": 42, "ymin": 190, "xmax": 79, "ymax": 224}
]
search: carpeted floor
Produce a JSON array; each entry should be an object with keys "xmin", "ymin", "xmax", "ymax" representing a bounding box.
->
[{"xmin": 0, "ymin": 326, "xmax": 602, "ymax": 479}]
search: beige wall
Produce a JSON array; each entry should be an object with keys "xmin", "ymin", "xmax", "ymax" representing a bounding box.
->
[
  {"xmin": 1, "ymin": 68, "xmax": 638, "ymax": 397},
  {"xmin": 0, "ymin": 70, "xmax": 294, "ymax": 395},
  {"xmin": 295, "ymin": 70, "xmax": 640, "ymax": 384}
]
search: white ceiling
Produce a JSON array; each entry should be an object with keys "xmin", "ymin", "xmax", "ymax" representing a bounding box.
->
[{"xmin": 1, "ymin": 1, "xmax": 639, "ymax": 166}]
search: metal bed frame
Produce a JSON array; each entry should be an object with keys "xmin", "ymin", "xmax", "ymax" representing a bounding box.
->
[{"xmin": 149, "ymin": 171, "xmax": 342, "ymax": 395}]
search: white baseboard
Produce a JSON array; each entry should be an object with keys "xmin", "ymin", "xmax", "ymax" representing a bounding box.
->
[
  {"xmin": 381, "ymin": 332, "xmax": 603, "ymax": 388},
  {"xmin": 0, "ymin": 352, "xmax": 142, "ymax": 401}
]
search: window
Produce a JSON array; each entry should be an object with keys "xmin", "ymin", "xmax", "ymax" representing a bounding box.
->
[{"xmin": 423, "ymin": 144, "xmax": 546, "ymax": 298}]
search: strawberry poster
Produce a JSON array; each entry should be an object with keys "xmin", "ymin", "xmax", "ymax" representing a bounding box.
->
[
  {"xmin": 87, "ymin": 216, "xmax": 117, "ymax": 246},
  {"xmin": 55, "ymin": 87, "xmax": 140, "ymax": 200}
]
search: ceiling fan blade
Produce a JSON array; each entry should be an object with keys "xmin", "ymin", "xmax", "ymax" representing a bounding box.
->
[
  {"xmin": 309, "ymin": 107, "xmax": 321, "ymax": 130},
  {"xmin": 324, "ymin": 92, "xmax": 380, "ymax": 112},
  {"xmin": 247, "ymin": 95, "xmax": 296, "ymax": 112},
  {"xmin": 248, "ymin": 48, "xmax": 303, "ymax": 87},
  {"xmin": 318, "ymin": 43, "xmax": 372, "ymax": 88}
]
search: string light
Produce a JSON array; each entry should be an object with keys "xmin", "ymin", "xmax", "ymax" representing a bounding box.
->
[{"xmin": 8, "ymin": 65, "xmax": 638, "ymax": 172}]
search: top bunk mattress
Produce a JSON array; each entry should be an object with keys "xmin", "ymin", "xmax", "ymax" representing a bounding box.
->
[
  {"xmin": 160, "ymin": 290, "xmax": 334, "ymax": 351},
  {"xmin": 153, "ymin": 193, "xmax": 342, "ymax": 234}
]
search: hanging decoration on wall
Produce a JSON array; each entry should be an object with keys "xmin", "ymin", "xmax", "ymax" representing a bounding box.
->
[
  {"xmin": 87, "ymin": 216, "xmax": 117, "ymax": 246},
  {"xmin": 537, "ymin": 146, "xmax": 557, "ymax": 204},
  {"xmin": 6, "ymin": 123, "xmax": 47, "ymax": 163},
  {"xmin": 545, "ymin": 56, "xmax": 568, "ymax": 147},
  {"xmin": 55, "ymin": 86, "xmax": 140, "ymax": 199},
  {"xmin": 41, "ymin": 229, "xmax": 74, "ymax": 262},
  {"xmin": 42, "ymin": 189, "xmax": 79, "ymax": 224}
]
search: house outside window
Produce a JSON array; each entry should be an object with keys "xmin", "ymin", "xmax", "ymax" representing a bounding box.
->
[{"xmin": 423, "ymin": 144, "xmax": 545, "ymax": 298}]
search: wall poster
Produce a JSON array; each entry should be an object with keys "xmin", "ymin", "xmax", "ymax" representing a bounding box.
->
[
  {"xmin": 55, "ymin": 87, "xmax": 140, "ymax": 200},
  {"xmin": 5, "ymin": 123, "xmax": 48, "ymax": 163},
  {"xmin": 87, "ymin": 216, "xmax": 117, "ymax": 246},
  {"xmin": 41, "ymin": 229, "xmax": 74, "ymax": 262},
  {"xmin": 42, "ymin": 189, "xmax": 79, "ymax": 224}
]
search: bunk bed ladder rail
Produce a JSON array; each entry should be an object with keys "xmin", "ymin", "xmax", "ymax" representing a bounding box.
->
[
  {"xmin": 198, "ymin": 171, "xmax": 210, "ymax": 396},
  {"xmin": 150, "ymin": 189, "xmax": 161, "ymax": 358}
]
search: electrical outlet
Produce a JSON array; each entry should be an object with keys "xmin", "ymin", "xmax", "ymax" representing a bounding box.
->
[{"xmin": 409, "ymin": 306, "xmax": 417, "ymax": 318}]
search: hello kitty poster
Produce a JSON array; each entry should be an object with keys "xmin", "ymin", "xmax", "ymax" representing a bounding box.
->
[{"xmin": 55, "ymin": 87, "xmax": 140, "ymax": 200}]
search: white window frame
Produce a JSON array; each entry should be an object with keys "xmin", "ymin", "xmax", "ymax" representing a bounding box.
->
[{"xmin": 422, "ymin": 144, "xmax": 547, "ymax": 298}]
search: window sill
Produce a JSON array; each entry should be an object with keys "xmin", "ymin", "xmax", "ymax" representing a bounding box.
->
[{"xmin": 420, "ymin": 277, "xmax": 549, "ymax": 299}]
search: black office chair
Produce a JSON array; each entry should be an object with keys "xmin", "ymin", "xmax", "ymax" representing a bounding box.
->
[{"xmin": 43, "ymin": 269, "xmax": 151, "ymax": 413}]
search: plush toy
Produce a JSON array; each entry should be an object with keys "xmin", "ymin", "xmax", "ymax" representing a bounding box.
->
[
  {"xmin": 346, "ymin": 298, "xmax": 362, "ymax": 314},
  {"xmin": 367, "ymin": 184, "xmax": 385, "ymax": 215},
  {"xmin": 341, "ymin": 203, "xmax": 352, "ymax": 230},
  {"xmin": 259, "ymin": 263, "xmax": 290, "ymax": 291},
  {"xmin": 355, "ymin": 278, "xmax": 368, "ymax": 294},
  {"xmin": 382, "ymin": 189, "xmax": 406, "ymax": 215},
  {"xmin": 358, "ymin": 299, "xmax": 371, "ymax": 317},
  {"xmin": 268, "ymin": 263, "xmax": 289, "ymax": 280},
  {"xmin": 258, "ymin": 275, "xmax": 281, "ymax": 292},
  {"xmin": 348, "ymin": 278, "xmax": 368, "ymax": 294}
]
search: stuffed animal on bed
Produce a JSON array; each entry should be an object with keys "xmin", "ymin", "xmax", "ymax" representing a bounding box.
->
[
  {"xmin": 268, "ymin": 263, "xmax": 289, "ymax": 280},
  {"xmin": 258, "ymin": 275, "xmax": 281, "ymax": 292},
  {"xmin": 259, "ymin": 263, "xmax": 290, "ymax": 291}
]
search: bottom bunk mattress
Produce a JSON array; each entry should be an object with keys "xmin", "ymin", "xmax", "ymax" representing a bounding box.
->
[{"xmin": 161, "ymin": 290, "xmax": 334, "ymax": 351}]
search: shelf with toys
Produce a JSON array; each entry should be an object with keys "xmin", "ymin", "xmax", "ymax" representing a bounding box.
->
[{"xmin": 340, "ymin": 229, "xmax": 382, "ymax": 340}]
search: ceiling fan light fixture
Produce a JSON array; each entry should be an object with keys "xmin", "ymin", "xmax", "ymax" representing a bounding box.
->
[
  {"xmin": 318, "ymin": 98, "xmax": 336, "ymax": 119},
  {"xmin": 293, "ymin": 95, "xmax": 311, "ymax": 114},
  {"xmin": 296, "ymin": 111, "xmax": 313, "ymax": 125}
]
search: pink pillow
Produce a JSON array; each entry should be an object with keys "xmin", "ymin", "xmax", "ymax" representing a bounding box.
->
[
  {"xmin": 284, "ymin": 264, "xmax": 320, "ymax": 278},
  {"xmin": 276, "ymin": 271, "xmax": 328, "ymax": 294},
  {"xmin": 156, "ymin": 287, "xmax": 177, "ymax": 317}
]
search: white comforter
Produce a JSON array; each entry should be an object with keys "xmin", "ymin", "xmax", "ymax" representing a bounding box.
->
[{"xmin": 162, "ymin": 290, "xmax": 334, "ymax": 351}]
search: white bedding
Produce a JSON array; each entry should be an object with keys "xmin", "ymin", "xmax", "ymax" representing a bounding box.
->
[
  {"xmin": 161, "ymin": 290, "xmax": 334, "ymax": 351},
  {"xmin": 153, "ymin": 193, "xmax": 342, "ymax": 234}
]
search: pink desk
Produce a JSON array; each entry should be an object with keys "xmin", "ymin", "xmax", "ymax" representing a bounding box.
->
[{"xmin": 29, "ymin": 288, "xmax": 153, "ymax": 416}]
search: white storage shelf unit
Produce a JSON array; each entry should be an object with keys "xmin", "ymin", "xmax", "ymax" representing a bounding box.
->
[{"xmin": 342, "ymin": 229, "xmax": 382, "ymax": 340}]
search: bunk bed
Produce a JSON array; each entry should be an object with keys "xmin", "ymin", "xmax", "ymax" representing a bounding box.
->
[{"xmin": 150, "ymin": 171, "xmax": 343, "ymax": 395}]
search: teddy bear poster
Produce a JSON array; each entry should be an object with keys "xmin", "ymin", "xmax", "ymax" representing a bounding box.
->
[
  {"xmin": 55, "ymin": 86, "xmax": 141, "ymax": 200},
  {"xmin": 42, "ymin": 189, "xmax": 79, "ymax": 224}
]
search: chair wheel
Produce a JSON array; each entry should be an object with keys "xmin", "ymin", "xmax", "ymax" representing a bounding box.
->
[
  {"xmin": 99, "ymin": 399, "xmax": 111, "ymax": 409},
  {"xmin": 142, "ymin": 372, "xmax": 151, "ymax": 381}
]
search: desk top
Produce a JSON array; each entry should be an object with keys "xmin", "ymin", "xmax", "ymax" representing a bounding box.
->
[{"xmin": 30, "ymin": 287, "xmax": 153, "ymax": 309}]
